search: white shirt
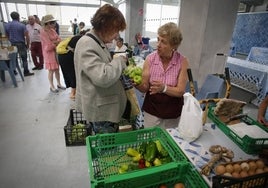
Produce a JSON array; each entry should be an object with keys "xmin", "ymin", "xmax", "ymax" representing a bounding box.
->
[
  {"xmin": 114, "ymin": 44, "xmax": 128, "ymax": 52},
  {"xmin": 26, "ymin": 23, "xmax": 42, "ymax": 43}
]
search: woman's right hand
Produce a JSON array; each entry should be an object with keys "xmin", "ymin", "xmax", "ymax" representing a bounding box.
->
[{"xmin": 149, "ymin": 80, "xmax": 165, "ymax": 94}]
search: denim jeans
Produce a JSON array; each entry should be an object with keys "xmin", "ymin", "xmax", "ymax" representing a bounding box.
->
[
  {"xmin": 92, "ymin": 121, "xmax": 118, "ymax": 134},
  {"xmin": 11, "ymin": 42, "xmax": 29, "ymax": 73}
]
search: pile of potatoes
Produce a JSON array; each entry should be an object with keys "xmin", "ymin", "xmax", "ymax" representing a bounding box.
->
[{"xmin": 215, "ymin": 159, "xmax": 268, "ymax": 178}]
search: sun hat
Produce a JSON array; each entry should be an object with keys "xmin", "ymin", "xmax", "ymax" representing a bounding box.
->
[{"xmin": 41, "ymin": 14, "xmax": 57, "ymax": 25}]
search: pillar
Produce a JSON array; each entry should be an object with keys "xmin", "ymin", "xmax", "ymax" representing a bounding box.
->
[
  {"xmin": 125, "ymin": 0, "xmax": 144, "ymax": 47},
  {"xmin": 179, "ymin": 0, "xmax": 240, "ymax": 86}
]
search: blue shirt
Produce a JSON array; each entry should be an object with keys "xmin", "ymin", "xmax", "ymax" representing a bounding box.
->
[{"xmin": 5, "ymin": 20, "xmax": 27, "ymax": 43}]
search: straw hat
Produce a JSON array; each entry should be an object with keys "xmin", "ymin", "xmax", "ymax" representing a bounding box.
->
[{"xmin": 41, "ymin": 14, "xmax": 57, "ymax": 25}]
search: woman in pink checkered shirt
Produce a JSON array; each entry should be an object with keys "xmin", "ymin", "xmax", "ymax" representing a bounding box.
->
[{"xmin": 135, "ymin": 22, "xmax": 189, "ymax": 129}]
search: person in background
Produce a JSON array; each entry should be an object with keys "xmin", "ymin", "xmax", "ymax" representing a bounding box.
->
[
  {"xmin": 0, "ymin": 20, "xmax": 7, "ymax": 37},
  {"xmin": 33, "ymin": 15, "xmax": 41, "ymax": 25},
  {"xmin": 135, "ymin": 22, "xmax": 189, "ymax": 129},
  {"xmin": 4, "ymin": 11, "xmax": 34, "ymax": 76},
  {"xmin": 114, "ymin": 37, "xmax": 128, "ymax": 52},
  {"xmin": 75, "ymin": 21, "xmax": 85, "ymax": 35},
  {"xmin": 40, "ymin": 14, "xmax": 65, "ymax": 93},
  {"xmin": 55, "ymin": 22, "xmax": 60, "ymax": 35},
  {"xmin": 58, "ymin": 29, "xmax": 90, "ymax": 100},
  {"xmin": 257, "ymin": 95, "xmax": 268, "ymax": 127},
  {"xmin": 72, "ymin": 18, "xmax": 78, "ymax": 35},
  {"xmin": 26, "ymin": 15, "xmax": 44, "ymax": 70},
  {"xmin": 74, "ymin": 4, "xmax": 127, "ymax": 134}
]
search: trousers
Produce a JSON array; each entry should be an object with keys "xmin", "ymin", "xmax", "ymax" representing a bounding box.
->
[{"xmin": 11, "ymin": 42, "xmax": 29, "ymax": 73}]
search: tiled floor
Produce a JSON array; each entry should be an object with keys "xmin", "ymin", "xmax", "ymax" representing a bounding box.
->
[
  {"xmin": 0, "ymin": 62, "xmax": 259, "ymax": 188},
  {"xmin": 0, "ymin": 67, "xmax": 90, "ymax": 188}
]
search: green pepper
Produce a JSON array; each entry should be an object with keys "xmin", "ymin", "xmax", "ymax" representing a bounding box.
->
[
  {"xmin": 155, "ymin": 140, "xmax": 169, "ymax": 157},
  {"xmin": 132, "ymin": 154, "xmax": 142, "ymax": 162},
  {"xmin": 138, "ymin": 142, "xmax": 147, "ymax": 155},
  {"xmin": 126, "ymin": 148, "xmax": 140, "ymax": 157},
  {"xmin": 160, "ymin": 156, "xmax": 172, "ymax": 164},
  {"xmin": 153, "ymin": 158, "xmax": 162, "ymax": 166},
  {"xmin": 144, "ymin": 141, "xmax": 157, "ymax": 162},
  {"xmin": 118, "ymin": 164, "xmax": 129, "ymax": 174}
]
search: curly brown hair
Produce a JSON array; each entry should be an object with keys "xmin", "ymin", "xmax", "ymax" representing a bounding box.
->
[
  {"xmin": 158, "ymin": 22, "xmax": 183, "ymax": 49},
  {"xmin": 91, "ymin": 4, "xmax": 126, "ymax": 35}
]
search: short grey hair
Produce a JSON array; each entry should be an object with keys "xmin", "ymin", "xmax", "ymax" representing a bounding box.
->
[{"xmin": 158, "ymin": 22, "xmax": 183, "ymax": 49}]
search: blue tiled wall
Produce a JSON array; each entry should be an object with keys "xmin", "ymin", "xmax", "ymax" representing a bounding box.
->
[{"xmin": 231, "ymin": 12, "xmax": 268, "ymax": 55}]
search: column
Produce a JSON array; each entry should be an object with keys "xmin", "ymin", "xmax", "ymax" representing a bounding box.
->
[
  {"xmin": 179, "ymin": 0, "xmax": 240, "ymax": 86},
  {"xmin": 125, "ymin": 0, "xmax": 144, "ymax": 46}
]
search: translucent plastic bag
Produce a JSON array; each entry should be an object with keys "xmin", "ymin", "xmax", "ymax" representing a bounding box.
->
[
  {"xmin": 0, "ymin": 48, "xmax": 9, "ymax": 60},
  {"xmin": 178, "ymin": 92, "xmax": 203, "ymax": 142}
]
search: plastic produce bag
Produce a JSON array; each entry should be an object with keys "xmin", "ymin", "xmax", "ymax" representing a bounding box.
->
[
  {"xmin": 0, "ymin": 47, "xmax": 9, "ymax": 60},
  {"xmin": 178, "ymin": 92, "xmax": 203, "ymax": 142}
]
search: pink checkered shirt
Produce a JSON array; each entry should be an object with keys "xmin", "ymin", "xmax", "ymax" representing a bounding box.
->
[{"xmin": 147, "ymin": 51, "xmax": 184, "ymax": 86}]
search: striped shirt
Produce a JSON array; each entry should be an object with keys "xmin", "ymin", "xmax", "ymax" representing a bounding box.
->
[
  {"xmin": 5, "ymin": 20, "xmax": 27, "ymax": 43},
  {"xmin": 147, "ymin": 51, "xmax": 184, "ymax": 87}
]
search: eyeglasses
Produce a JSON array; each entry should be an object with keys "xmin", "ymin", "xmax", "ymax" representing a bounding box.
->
[{"xmin": 49, "ymin": 21, "xmax": 56, "ymax": 25}]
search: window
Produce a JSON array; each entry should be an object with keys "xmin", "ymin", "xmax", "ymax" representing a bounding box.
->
[
  {"xmin": 17, "ymin": 4, "xmax": 27, "ymax": 22},
  {"xmin": 143, "ymin": 0, "xmax": 180, "ymax": 41}
]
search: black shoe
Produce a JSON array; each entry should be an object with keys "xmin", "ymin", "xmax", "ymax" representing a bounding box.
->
[
  {"xmin": 32, "ymin": 67, "xmax": 39, "ymax": 70},
  {"xmin": 38, "ymin": 66, "xmax": 43, "ymax": 70},
  {"xmin": 57, "ymin": 85, "xmax": 66, "ymax": 90},
  {"xmin": 50, "ymin": 88, "xmax": 59, "ymax": 93},
  {"xmin": 14, "ymin": 70, "xmax": 18, "ymax": 75},
  {"xmin": 24, "ymin": 72, "xmax": 34, "ymax": 76}
]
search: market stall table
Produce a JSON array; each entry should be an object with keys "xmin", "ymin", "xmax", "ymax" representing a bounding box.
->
[{"xmin": 167, "ymin": 123, "xmax": 259, "ymax": 187}]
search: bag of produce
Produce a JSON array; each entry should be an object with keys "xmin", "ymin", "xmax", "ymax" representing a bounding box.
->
[
  {"xmin": 120, "ymin": 74, "xmax": 140, "ymax": 118},
  {"xmin": 178, "ymin": 92, "xmax": 203, "ymax": 142}
]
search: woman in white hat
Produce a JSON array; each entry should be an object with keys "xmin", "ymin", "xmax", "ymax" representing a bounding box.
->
[{"xmin": 40, "ymin": 14, "xmax": 65, "ymax": 93}]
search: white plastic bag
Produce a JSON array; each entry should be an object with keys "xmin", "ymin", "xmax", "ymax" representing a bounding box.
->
[
  {"xmin": 178, "ymin": 92, "xmax": 203, "ymax": 142},
  {"xmin": 0, "ymin": 48, "xmax": 9, "ymax": 60}
]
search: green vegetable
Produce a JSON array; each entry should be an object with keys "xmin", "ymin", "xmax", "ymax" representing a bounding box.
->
[
  {"xmin": 126, "ymin": 148, "xmax": 140, "ymax": 157},
  {"xmin": 132, "ymin": 154, "xmax": 142, "ymax": 162},
  {"xmin": 118, "ymin": 164, "xmax": 129, "ymax": 174},
  {"xmin": 128, "ymin": 57, "xmax": 136, "ymax": 66},
  {"xmin": 144, "ymin": 141, "xmax": 157, "ymax": 162},
  {"xmin": 155, "ymin": 140, "xmax": 169, "ymax": 157},
  {"xmin": 138, "ymin": 142, "xmax": 147, "ymax": 155},
  {"xmin": 145, "ymin": 161, "xmax": 151, "ymax": 167},
  {"xmin": 68, "ymin": 123, "xmax": 86, "ymax": 144},
  {"xmin": 128, "ymin": 163, "xmax": 139, "ymax": 171},
  {"xmin": 153, "ymin": 158, "xmax": 162, "ymax": 166},
  {"xmin": 160, "ymin": 156, "xmax": 172, "ymax": 164}
]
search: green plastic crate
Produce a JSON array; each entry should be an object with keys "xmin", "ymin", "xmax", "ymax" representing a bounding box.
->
[
  {"xmin": 86, "ymin": 127, "xmax": 208, "ymax": 188},
  {"xmin": 208, "ymin": 106, "xmax": 268, "ymax": 154}
]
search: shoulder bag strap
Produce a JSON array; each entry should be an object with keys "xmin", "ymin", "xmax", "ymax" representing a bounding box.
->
[{"xmin": 86, "ymin": 33, "xmax": 104, "ymax": 49}]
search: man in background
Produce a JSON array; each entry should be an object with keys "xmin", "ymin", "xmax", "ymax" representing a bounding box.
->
[
  {"xmin": 72, "ymin": 18, "xmax": 78, "ymax": 35},
  {"xmin": 5, "ymin": 11, "xmax": 34, "ymax": 76},
  {"xmin": 26, "ymin": 15, "xmax": 44, "ymax": 70}
]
